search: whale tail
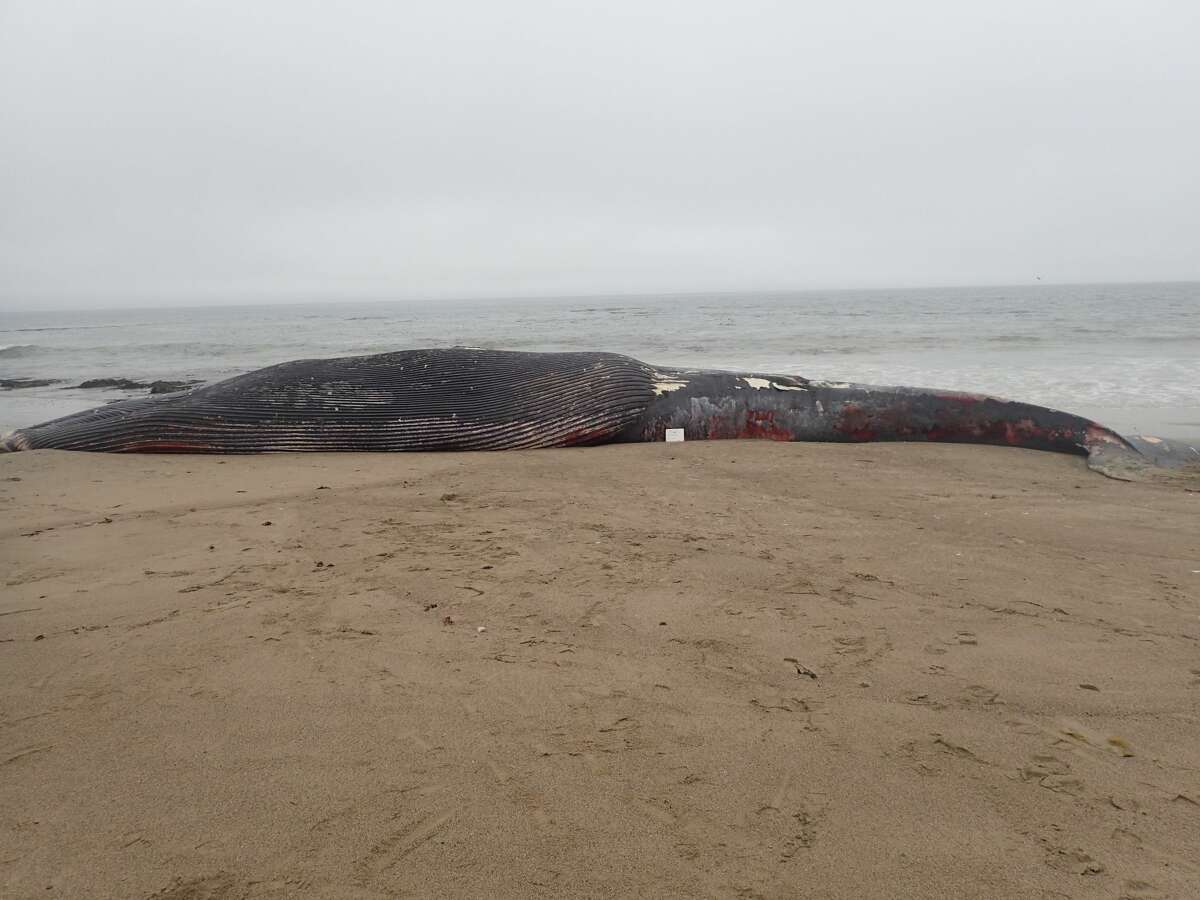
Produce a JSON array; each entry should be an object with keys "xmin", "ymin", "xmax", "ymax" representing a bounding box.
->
[{"xmin": 1085, "ymin": 429, "xmax": 1200, "ymax": 482}]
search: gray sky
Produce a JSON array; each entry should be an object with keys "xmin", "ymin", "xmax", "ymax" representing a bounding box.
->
[{"xmin": 1, "ymin": 1, "xmax": 1198, "ymax": 309}]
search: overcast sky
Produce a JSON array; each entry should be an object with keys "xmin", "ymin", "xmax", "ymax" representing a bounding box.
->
[{"xmin": 1, "ymin": 1, "xmax": 1197, "ymax": 309}]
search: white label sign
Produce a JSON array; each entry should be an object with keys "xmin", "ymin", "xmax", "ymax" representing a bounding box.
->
[{"xmin": 665, "ymin": 428, "xmax": 685, "ymax": 442}]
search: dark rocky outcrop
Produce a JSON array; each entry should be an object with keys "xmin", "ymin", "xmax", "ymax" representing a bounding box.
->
[
  {"xmin": 149, "ymin": 380, "xmax": 202, "ymax": 394},
  {"xmin": 0, "ymin": 378, "xmax": 61, "ymax": 390},
  {"xmin": 76, "ymin": 378, "xmax": 149, "ymax": 390},
  {"xmin": 71, "ymin": 377, "xmax": 203, "ymax": 393}
]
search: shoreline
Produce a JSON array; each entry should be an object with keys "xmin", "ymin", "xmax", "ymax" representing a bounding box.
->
[{"xmin": 2, "ymin": 442, "xmax": 1198, "ymax": 897}]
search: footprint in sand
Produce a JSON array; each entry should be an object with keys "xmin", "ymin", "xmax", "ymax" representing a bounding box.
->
[
  {"xmin": 1020, "ymin": 753, "xmax": 1084, "ymax": 796},
  {"xmin": 959, "ymin": 684, "xmax": 1002, "ymax": 707},
  {"xmin": 1120, "ymin": 879, "xmax": 1168, "ymax": 900},
  {"xmin": 778, "ymin": 807, "xmax": 819, "ymax": 861}
]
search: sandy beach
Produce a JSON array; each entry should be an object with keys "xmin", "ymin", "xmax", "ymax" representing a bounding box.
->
[{"xmin": 1, "ymin": 442, "xmax": 1198, "ymax": 899}]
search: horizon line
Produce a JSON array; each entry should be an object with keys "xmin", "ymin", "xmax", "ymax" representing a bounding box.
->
[{"xmin": 2, "ymin": 277, "xmax": 1198, "ymax": 315}]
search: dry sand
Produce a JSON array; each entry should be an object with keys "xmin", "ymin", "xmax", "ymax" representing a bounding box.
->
[{"xmin": 2, "ymin": 442, "xmax": 1198, "ymax": 899}]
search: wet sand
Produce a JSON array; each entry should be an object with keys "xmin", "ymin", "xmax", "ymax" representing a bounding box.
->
[{"xmin": 2, "ymin": 443, "xmax": 1198, "ymax": 899}]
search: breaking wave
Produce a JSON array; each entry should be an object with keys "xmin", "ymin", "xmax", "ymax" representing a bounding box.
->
[{"xmin": 0, "ymin": 344, "xmax": 41, "ymax": 358}]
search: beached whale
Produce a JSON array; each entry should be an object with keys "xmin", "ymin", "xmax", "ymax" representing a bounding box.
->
[{"xmin": 2, "ymin": 348, "xmax": 1195, "ymax": 479}]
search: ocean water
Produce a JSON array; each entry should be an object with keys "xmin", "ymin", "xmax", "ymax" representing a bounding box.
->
[{"xmin": 2, "ymin": 282, "xmax": 1198, "ymax": 439}]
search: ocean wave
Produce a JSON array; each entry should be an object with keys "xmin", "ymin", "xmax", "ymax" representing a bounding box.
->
[
  {"xmin": 1, "ymin": 324, "xmax": 128, "ymax": 333},
  {"xmin": 780, "ymin": 345, "xmax": 871, "ymax": 356},
  {"xmin": 0, "ymin": 344, "xmax": 41, "ymax": 358},
  {"xmin": 1132, "ymin": 333, "xmax": 1200, "ymax": 344},
  {"xmin": 3, "ymin": 327, "xmax": 78, "ymax": 333},
  {"xmin": 984, "ymin": 335, "xmax": 1044, "ymax": 345}
]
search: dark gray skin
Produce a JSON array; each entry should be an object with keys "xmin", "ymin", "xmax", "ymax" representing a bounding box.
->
[
  {"xmin": 2, "ymin": 349, "xmax": 1196, "ymax": 480},
  {"xmin": 619, "ymin": 366, "xmax": 1198, "ymax": 480}
]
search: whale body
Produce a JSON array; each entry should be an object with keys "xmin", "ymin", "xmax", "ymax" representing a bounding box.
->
[{"xmin": 3, "ymin": 348, "xmax": 1196, "ymax": 480}]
